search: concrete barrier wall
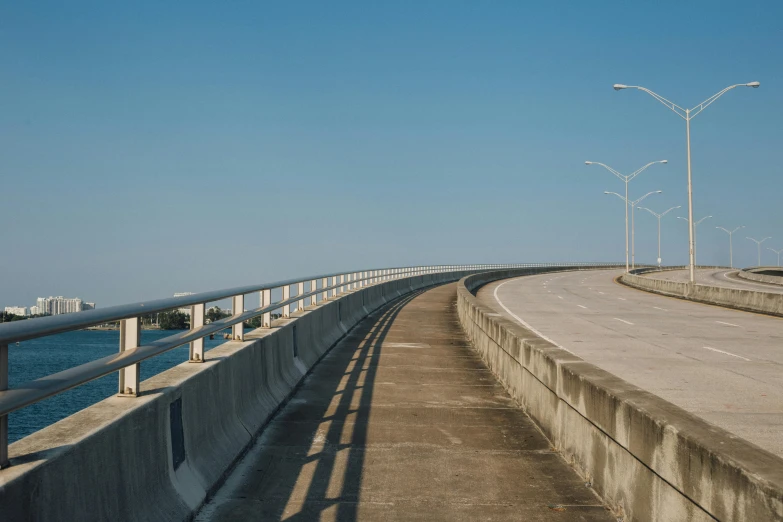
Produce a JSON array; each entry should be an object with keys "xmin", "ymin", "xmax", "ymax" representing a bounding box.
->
[
  {"xmin": 738, "ymin": 267, "xmax": 783, "ymax": 286},
  {"xmin": 622, "ymin": 272, "xmax": 783, "ymax": 316},
  {"xmin": 457, "ymin": 269, "xmax": 783, "ymax": 522},
  {"xmin": 0, "ymin": 270, "xmax": 473, "ymax": 522}
]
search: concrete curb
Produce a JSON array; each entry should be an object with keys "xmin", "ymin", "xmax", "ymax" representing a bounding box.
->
[
  {"xmin": 0, "ymin": 271, "xmax": 472, "ymax": 522},
  {"xmin": 456, "ymin": 269, "xmax": 783, "ymax": 522},
  {"xmin": 738, "ymin": 267, "xmax": 783, "ymax": 286},
  {"xmin": 621, "ymin": 271, "xmax": 783, "ymax": 317}
]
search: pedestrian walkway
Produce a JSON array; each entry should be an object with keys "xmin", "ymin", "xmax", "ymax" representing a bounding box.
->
[{"xmin": 196, "ymin": 283, "xmax": 611, "ymax": 521}]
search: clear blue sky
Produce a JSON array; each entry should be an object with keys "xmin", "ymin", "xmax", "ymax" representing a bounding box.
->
[{"xmin": 2, "ymin": 1, "xmax": 782, "ymax": 306}]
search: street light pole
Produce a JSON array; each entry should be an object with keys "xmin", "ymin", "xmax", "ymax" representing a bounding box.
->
[
  {"xmin": 716, "ymin": 226, "xmax": 745, "ymax": 269},
  {"xmin": 677, "ymin": 216, "xmax": 712, "ymax": 268},
  {"xmin": 746, "ymin": 236, "xmax": 772, "ymax": 266},
  {"xmin": 614, "ymin": 81, "xmax": 759, "ymax": 283},
  {"xmin": 767, "ymin": 247, "xmax": 783, "ymax": 267},
  {"xmin": 605, "ymin": 190, "xmax": 662, "ymax": 269},
  {"xmin": 586, "ymin": 160, "xmax": 667, "ymax": 272},
  {"xmin": 638, "ymin": 206, "xmax": 681, "ymax": 267}
]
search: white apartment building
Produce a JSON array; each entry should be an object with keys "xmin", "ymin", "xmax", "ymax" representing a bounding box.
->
[
  {"xmin": 4, "ymin": 306, "xmax": 28, "ymax": 316},
  {"xmin": 35, "ymin": 296, "xmax": 88, "ymax": 316},
  {"xmin": 174, "ymin": 292, "xmax": 194, "ymax": 315}
]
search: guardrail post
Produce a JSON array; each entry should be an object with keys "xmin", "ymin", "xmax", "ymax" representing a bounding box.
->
[
  {"xmin": 322, "ymin": 277, "xmax": 328, "ymax": 300},
  {"xmin": 297, "ymin": 281, "xmax": 305, "ymax": 311},
  {"xmin": 0, "ymin": 343, "xmax": 8, "ymax": 468},
  {"xmin": 118, "ymin": 317, "xmax": 141, "ymax": 397},
  {"xmin": 261, "ymin": 289, "xmax": 271, "ymax": 327},
  {"xmin": 282, "ymin": 285, "xmax": 290, "ymax": 317},
  {"xmin": 190, "ymin": 303, "xmax": 205, "ymax": 362},
  {"xmin": 310, "ymin": 279, "xmax": 318, "ymax": 306},
  {"xmin": 232, "ymin": 295, "xmax": 244, "ymax": 340},
  {"xmin": 339, "ymin": 274, "xmax": 345, "ymax": 294}
]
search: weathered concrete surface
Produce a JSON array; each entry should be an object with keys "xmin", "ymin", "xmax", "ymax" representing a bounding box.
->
[
  {"xmin": 648, "ymin": 267, "xmax": 783, "ymax": 294},
  {"xmin": 624, "ymin": 268, "xmax": 783, "ymax": 316},
  {"xmin": 0, "ymin": 271, "xmax": 478, "ymax": 522},
  {"xmin": 479, "ymin": 269, "xmax": 783, "ymax": 457},
  {"xmin": 458, "ymin": 269, "xmax": 783, "ymax": 522},
  {"xmin": 197, "ymin": 283, "xmax": 612, "ymax": 521},
  {"xmin": 738, "ymin": 267, "xmax": 783, "ymax": 286}
]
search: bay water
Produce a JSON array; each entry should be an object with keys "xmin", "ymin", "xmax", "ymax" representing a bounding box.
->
[{"xmin": 8, "ymin": 329, "xmax": 229, "ymax": 443}]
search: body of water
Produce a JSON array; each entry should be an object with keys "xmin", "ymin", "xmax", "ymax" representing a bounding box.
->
[{"xmin": 8, "ymin": 329, "xmax": 228, "ymax": 443}]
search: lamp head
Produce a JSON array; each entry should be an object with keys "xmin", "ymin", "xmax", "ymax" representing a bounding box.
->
[
  {"xmin": 655, "ymin": 190, "xmax": 662, "ymax": 193},
  {"xmin": 746, "ymin": 81, "xmax": 760, "ymax": 88},
  {"xmin": 613, "ymin": 84, "xmax": 628, "ymax": 91},
  {"xmin": 660, "ymin": 160, "xmax": 668, "ymax": 164},
  {"xmin": 585, "ymin": 161, "xmax": 593, "ymax": 165}
]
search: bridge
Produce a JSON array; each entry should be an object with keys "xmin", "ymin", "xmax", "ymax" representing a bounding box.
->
[{"xmin": 0, "ymin": 264, "xmax": 782, "ymax": 521}]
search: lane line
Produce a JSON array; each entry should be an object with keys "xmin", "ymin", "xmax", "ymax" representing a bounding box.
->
[
  {"xmin": 598, "ymin": 291, "xmax": 605, "ymax": 295},
  {"xmin": 557, "ymin": 296, "xmax": 563, "ymax": 299},
  {"xmin": 716, "ymin": 321, "xmax": 740, "ymax": 328},
  {"xmin": 618, "ymin": 297, "xmax": 627, "ymax": 301},
  {"xmin": 577, "ymin": 305, "xmax": 587, "ymax": 309},
  {"xmin": 653, "ymin": 306, "xmax": 668, "ymax": 311},
  {"xmin": 613, "ymin": 318, "xmax": 634, "ymax": 325},
  {"xmin": 493, "ymin": 280, "xmax": 574, "ymax": 354},
  {"xmin": 703, "ymin": 346, "xmax": 751, "ymax": 361}
]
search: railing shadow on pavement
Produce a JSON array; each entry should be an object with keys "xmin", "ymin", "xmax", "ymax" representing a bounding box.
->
[{"xmin": 225, "ymin": 289, "xmax": 423, "ymax": 522}]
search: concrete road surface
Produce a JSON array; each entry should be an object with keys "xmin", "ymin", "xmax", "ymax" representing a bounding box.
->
[
  {"xmin": 478, "ymin": 269, "xmax": 783, "ymax": 458},
  {"xmin": 645, "ymin": 268, "xmax": 783, "ymax": 294},
  {"xmin": 197, "ymin": 283, "xmax": 612, "ymax": 521}
]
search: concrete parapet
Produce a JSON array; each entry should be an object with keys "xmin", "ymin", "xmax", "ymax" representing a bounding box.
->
[
  {"xmin": 0, "ymin": 270, "xmax": 468, "ymax": 521},
  {"xmin": 738, "ymin": 267, "xmax": 783, "ymax": 286},
  {"xmin": 622, "ymin": 271, "xmax": 783, "ymax": 317},
  {"xmin": 457, "ymin": 269, "xmax": 783, "ymax": 521}
]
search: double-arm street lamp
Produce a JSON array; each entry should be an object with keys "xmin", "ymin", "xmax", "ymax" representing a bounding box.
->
[
  {"xmin": 678, "ymin": 216, "xmax": 712, "ymax": 267},
  {"xmin": 605, "ymin": 190, "xmax": 662, "ymax": 269},
  {"xmin": 613, "ymin": 81, "xmax": 759, "ymax": 283},
  {"xmin": 638, "ymin": 206, "xmax": 681, "ymax": 267},
  {"xmin": 586, "ymin": 160, "xmax": 667, "ymax": 272},
  {"xmin": 716, "ymin": 226, "xmax": 745, "ymax": 269},
  {"xmin": 767, "ymin": 247, "xmax": 783, "ymax": 267},
  {"xmin": 747, "ymin": 236, "xmax": 772, "ymax": 266}
]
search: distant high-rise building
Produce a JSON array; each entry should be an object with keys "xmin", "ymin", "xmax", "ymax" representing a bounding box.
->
[
  {"xmin": 34, "ymin": 296, "xmax": 89, "ymax": 316},
  {"xmin": 83, "ymin": 302, "xmax": 96, "ymax": 311},
  {"xmin": 4, "ymin": 306, "xmax": 28, "ymax": 317},
  {"xmin": 30, "ymin": 305, "xmax": 41, "ymax": 316},
  {"xmin": 174, "ymin": 292, "xmax": 194, "ymax": 315}
]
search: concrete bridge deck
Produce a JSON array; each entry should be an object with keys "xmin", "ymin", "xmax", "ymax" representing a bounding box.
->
[{"xmin": 196, "ymin": 283, "xmax": 611, "ymax": 521}]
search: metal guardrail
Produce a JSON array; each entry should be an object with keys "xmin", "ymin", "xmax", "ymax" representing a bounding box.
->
[{"xmin": 0, "ymin": 262, "xmax": 620, "ymax": 467}]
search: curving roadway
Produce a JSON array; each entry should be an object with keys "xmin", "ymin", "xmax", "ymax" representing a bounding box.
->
[
  {"xmin": 477, "ymin": 269, "xmax": 783, "ymax": 458},
  {"xmin": 644, "ymin": 267, "xmax": 783, "ymax": 293}
]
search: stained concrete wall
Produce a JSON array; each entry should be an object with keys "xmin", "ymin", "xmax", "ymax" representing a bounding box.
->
[
  {"xmin": 0, "ymin": 270, "xmax": 474, "ymax": 522},
  {"xmin": 456, "ymin": 268, "xmax": 783, "ymax": 522},
  {"xmin": 622, "ymin": 271, "xmax": 783, "ymax": 316},
  {"xmin": 737, "ymin": 267, "xmax": 783, "ymax": 286}
]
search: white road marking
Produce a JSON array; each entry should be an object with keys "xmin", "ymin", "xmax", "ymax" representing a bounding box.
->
[
  {"xmin": 703, "ymin": 346, "xmax": 750, "ymax": 361},
  {"xmin": 577, "ymin": 305, "xmax": 587, "ymax": 309},
  {"xmin": 653, "ymin": 306, "xmax": 668, "ymax": 311},
  {"xmin": 493, "ymin": 281, "xmax": 574, "ymax": 354},
  {"xmin": 598, "ymin": 291, "xmax": 605, "ymax": 295},
  {"xmin": 613, "ymin": 318, "xmax": 634, "ymax": 325},
  {"xmin": 618, "ymin": 297, "xmax": 626, "ymax": 301},
  {"xmin": 557, "ymin": 296, "xmax": 563, "ymax": 299},
  {"xmin": 716, "ymin": 321, "xmax": 740, "ymax": 328}
]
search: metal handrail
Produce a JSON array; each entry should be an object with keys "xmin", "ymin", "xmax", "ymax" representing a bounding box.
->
[
  {"xmin": 0, "ymin": 266, "xmax": 451, "ymax": 344},
  {"xmin": 0, "ymin": 262, "xmax": 621, "ymax": 468}
]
